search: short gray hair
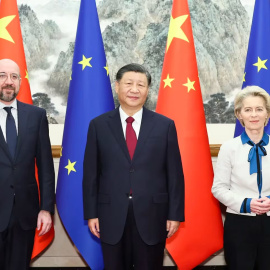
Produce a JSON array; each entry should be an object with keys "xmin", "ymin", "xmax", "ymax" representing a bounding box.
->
[{"xmin": 234, "ymin": 86, "xmax": 270, "ymax": 126}]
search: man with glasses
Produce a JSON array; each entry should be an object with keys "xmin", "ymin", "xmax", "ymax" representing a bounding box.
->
[{"xmin": 0, "ymin": 59, "xmax": 55, "ymax": 270}]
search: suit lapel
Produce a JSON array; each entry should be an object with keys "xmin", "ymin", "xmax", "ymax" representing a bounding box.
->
[
  {"xmin": 107, "ymin": 108, "xmax": 131, "ymax": 162},
  {"xmin": 132, "ymin": 107, "xmax": 155, "ymax": 161},
  {"xmin": 15, "ymin": 101, "xmax": 28, "ymax": 161},
  {"xmin": 0, "ymin": 124, "xmax": 12, "ymax": 161}
]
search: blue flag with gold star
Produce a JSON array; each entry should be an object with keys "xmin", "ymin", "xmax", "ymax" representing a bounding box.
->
[
  {"xmin": 56, "ymin": 0, "xmax": 114, "ymax": 269},
  {"xmin": 234, "ymin": 0, "xmax": 270, "ymax": 136}
]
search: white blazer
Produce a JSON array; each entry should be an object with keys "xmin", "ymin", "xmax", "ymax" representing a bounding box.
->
[{"xmin": 212, "ymin": 135, "xmax": 270, "ymax": 216}]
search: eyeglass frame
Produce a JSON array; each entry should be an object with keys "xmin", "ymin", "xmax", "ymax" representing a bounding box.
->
[{"xmin": 0, "ymin": 72, "xmax": 21, "ymax": 82}]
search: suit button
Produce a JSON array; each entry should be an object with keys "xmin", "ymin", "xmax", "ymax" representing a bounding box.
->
[
  {"xmin": 10, "ymin": 185, "xmax": 14, "ymax": 189},
  {"xmin": 129, "ymin": 168, "xmax": 134, "ymax": 173}
]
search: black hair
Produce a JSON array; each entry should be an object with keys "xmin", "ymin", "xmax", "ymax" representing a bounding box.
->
[{"xmin": 116, "ymin": 63, "xmax": 151, "ymax": 86}]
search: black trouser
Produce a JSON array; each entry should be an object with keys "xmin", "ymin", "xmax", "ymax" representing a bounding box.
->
[
  {"xmin": 101, "ymin": 199, "xmax": 166, "ymax": 270},
  {"xmin": 0, "ymin": 202, "xmax": 35, "ymax": 270},
  {"xmin": 224, "ymin": 213, "xmax": 270, "ymax": 270}
]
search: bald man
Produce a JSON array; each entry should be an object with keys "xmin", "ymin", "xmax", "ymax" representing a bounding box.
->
[{"xmin": 0, "ymin": 59, "xmax": 55, "ymax": 270}]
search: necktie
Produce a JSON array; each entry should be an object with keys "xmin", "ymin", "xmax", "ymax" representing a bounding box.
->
[
  {"xmin": 247, "ymin": 140, "xmax": 267, "ymax": 198},
  {"xmin": 126, "ymin": 117, "xmax": 137, "ymax": 160},
  {"xmin": 4, "ymin": 107, "xmax": 17, "ymax": 158},
  {"xmin": 247, "ymin": 140, "xmax": 267, "ymax": 175}
]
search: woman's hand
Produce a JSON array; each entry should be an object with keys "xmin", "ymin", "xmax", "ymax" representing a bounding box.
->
[{"xmin": 250, "ymin": 197, "xmax": 270, "ymax": 215}]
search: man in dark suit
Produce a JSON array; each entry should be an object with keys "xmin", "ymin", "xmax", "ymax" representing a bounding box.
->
[
  {"xmin": 0, "ymin": 59, "xmax": 55, "ymax": 270},
  {"xmin": 83, "ymin": 63, "xmax": 184, "ymax": 270}
]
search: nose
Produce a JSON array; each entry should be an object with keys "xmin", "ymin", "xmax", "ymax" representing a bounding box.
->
[
  {"xmin": 5, "ymin": 75, "xmax": 13, "ymax": 84},
  {"xmin": 251, "ymin": 110, "xmax": 257, "ymax": 117},
  {"xmin": 130, "ymin": 85, "xmax": 139, "ymax": 93}
]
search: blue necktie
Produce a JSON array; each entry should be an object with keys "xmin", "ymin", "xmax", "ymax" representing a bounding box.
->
[
  {"xmin": 247, "ymin": 140, "xmax": 267, "ymax": 198},
  {"xmin": 4, "ymin": 107, "xmax": 17, "ymax": 158},
  {"xmin": 247, "ymin": 140, "xmax": 267, "ymax": 175}
]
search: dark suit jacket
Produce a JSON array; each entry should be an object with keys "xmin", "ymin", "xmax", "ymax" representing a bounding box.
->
[
  {"xmin": 0, "ymin": 101, "xmax": 55, "ymax": 232},
  {"xmin": 83, "ymin": 107, "xmax": 184, "ymax": 245}
]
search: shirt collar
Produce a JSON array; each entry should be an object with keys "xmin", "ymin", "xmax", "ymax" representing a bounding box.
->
[
  {"xmin": 241, "ymin": 130, "xmax": 269, "ymax": 146},
  {"xmin": 0, "ymin": 99, "xmax": 17, "ymax": 110},
  {"xmin": 119, "ymin": 106, "xmax": 143, "ymax": 124}
]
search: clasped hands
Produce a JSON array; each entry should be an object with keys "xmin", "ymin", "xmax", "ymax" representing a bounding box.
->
[{"xmin": 251, "ymin": 197, "xmax": 270, "ymax": 215}]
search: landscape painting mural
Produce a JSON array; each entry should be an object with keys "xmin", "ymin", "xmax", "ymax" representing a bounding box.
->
[{"xmin": 17, "ymin": 0, "xmax": 254, "ymax": 124}]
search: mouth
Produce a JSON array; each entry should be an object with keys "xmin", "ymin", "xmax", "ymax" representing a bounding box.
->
[
  {"xmin": 2, "ymin": 87, "xmax": 15, "ymax": 92},
  {"xmin": 128, "ymin": 96, "xmax": 139, "ymax": 100},
  {"xmin": 0, "ymin": 88, "xmax": 17, "ymax": 103}
]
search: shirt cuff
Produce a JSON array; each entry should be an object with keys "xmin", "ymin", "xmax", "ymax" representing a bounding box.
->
[
  {"xmin": 240, "ymin": 198, "xmax": 252, "ymax": 213},
  {"xmin": 246, "ymin": 198, "xmax": 252, "ymax": 213}
]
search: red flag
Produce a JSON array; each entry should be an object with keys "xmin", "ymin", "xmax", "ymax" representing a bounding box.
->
[
  {"xmin": 156, "ymin": 0, "xmax": 223, "ymax": 269},
  {"xmin": 0, "ymin": 0, "xmax": 54, "ymax": 259}
]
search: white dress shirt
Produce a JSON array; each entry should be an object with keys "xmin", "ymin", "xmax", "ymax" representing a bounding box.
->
[
  {"xmin": 0, "ymin": 99, "xmax": 18, "ymax": 141},
  {"xmin": 119, "ymin": 106, "xmax": 143, "ymax": 139},
  {"xmin": 212, "ymin": 134, "xmax": 270, "ymax": 216}
]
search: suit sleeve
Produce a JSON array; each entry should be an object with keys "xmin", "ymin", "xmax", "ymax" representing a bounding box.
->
[
  {"xmin": 166, "ymin": 121, "xmax": 185, "ymax": 221},
  {"xmin": 36, "ymin": 110, "xmax": 55, "ymax": 214},
  {"xmin": 83, "ymin": 119, "xmax": 99, "ymax": 220}
]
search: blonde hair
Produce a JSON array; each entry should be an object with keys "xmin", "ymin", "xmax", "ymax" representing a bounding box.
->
[{"xmin": 234, "ymin": 86, "xmax": 270, "ymax": 126}]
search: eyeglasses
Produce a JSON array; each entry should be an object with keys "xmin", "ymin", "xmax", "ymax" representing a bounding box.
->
[{"xmin": 0, "ymin": 72, "xmax": 21, "ymax": 82}]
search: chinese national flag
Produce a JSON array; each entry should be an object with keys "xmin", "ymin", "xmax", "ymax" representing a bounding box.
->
[
  {"xmin": 0, "ymin": 0, "xmax": 54, "ymax": 259},
  {"xmin": 156, "ymin": 0, "xmax": 223, "ymax": 269}
]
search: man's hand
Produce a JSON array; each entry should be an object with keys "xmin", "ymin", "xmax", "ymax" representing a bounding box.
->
[
  {"xmin": 37, "ymin": 210, "xmax": 52, "ymax": 236},
  {"xmin": 251, "ymin": 197, "xmax": 270, "ymax": 215},
  {"xmin": 88, "ymin": 218, "xmax": 100, "ymax": 238},
  {"xmin": 166, "ymin": 220, "xmax": 180, "ymax": 238}
]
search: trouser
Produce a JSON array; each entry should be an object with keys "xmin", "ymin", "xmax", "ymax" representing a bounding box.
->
[
  {"xmin": 0, "ymin": 202, "xmax": 35, "ymax": 270},
  {"xmin": 224, "ymin": 212, "xmax": 270, "ymax": 270},
  {"xmin": 101, "ymin": 198, "xmax": 166, "ymax": 270}
]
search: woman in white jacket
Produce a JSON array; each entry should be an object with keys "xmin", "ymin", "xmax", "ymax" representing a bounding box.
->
[{"xmin": 212, "ymin": 86, "xmax": 270, "ymax": 270}]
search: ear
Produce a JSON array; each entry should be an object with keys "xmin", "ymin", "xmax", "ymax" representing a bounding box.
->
[
  {"xmin": 236, "ymin": 112, "xmax": 242, "ymax": 119},
  {"xmin": 115, "ymin": 81, "xmax": 119, "ymax": 94}
]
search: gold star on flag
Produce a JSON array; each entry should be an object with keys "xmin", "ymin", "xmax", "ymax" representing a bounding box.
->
[
  {"xmin": 243, "ymin": 72, "xmax": 246, "ymax": 82},
  {"xmin": 253, "ymin": 57, "xmax": 268, "ymax": 72},
  {"xmin": 104, "ymin": 64, "xmax": 109, "ymax": 76},
  {"xmin": 65, "ymin": 159, "xmax": 76, "ymax": 175},
  {"xmin": 183, "ymin": 77, "xmax": 195, "ymax": 93},
  {"xmin": 166, "ymin": 15, "xmax": 189, "ymax": 52},
  {"xmin": 25, "ymin": 70, "xmax": 29, "ymax": 81},
  {"xmin": 78, "ymin": 55, "xmax": 92, "ymax": 70},
  {"xmin": 163, "ymin": 74, "xmax": 175, "ymax": 88},
  {"xmin": 0, "ymin": 15, "xmax": 16, "ymax": 43}
]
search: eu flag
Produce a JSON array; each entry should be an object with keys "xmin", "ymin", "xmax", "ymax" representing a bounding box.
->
[
  {"xmin": 56, "ymin": 0, "xmax": 114, "ymax": 269},
  {"xmin": 234, "ymin": 0, "xmax": 270, "ymax": 136}
]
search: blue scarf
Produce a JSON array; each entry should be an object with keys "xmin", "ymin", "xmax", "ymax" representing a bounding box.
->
[{"xmin": 241, "ymin": 131, "xmax": 269, "ymax": 197}]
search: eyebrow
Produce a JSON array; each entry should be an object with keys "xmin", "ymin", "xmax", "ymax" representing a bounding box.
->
[
  {"xmin": 0, "ymin": 72, "xmax": 19, "ymax": 74},
  {"xmin": 244, "ymin": 106, "xmax": 264, "ymax": 108}
]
